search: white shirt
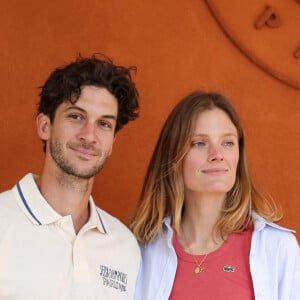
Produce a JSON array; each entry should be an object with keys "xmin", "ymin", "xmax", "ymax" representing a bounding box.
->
[
  {"xmin": 135, "ymin": 213, "xmax": 300, "ymax": 300},
  {"xmin": 0, "ymin": 173, "xmax": 140, "ymax": 300}
]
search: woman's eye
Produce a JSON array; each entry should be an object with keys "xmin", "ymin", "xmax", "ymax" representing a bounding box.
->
[
  {"xmin": 223, "ymin": 141, "xmax": 234, "ymax": 147},
  {"xmin": 192, "ymin": 141, "xmax": 206, "ymax": 147}
]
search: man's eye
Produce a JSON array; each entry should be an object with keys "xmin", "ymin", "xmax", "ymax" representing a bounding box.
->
[
  {"xmin": 98, "ymin": 120, "xmax": 112, "ymax": 129},
  {"xmin": 69, "ymin": 114, "xmax": 83, "ymax": 120}
]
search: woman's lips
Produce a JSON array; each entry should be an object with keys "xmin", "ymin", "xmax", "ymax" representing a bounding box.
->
[{"xmin": 201, "ymin": 168, "xmax": 228, "ymax": 175}]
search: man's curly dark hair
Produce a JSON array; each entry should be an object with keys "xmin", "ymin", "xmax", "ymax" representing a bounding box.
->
[{"xmin": 38, "ymin": 53, "xmax": 139, "ymax": 134}]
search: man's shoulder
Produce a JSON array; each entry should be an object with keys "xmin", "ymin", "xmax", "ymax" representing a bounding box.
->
[
  {"xmin": 0, "ymin": 186, "xmax": 23, "ymax": 239},
  {"xmin": 95, "ymin": 206, "xmax": 140, "ymax": 257},
  {"xmin": 95, "ymin": 206, "xmax": 135, "ymax": 237},
  {"xmin": 0, "ymin": 174, "xmax": 37, "ymax": 224},
  {"xmin": 0, "ymin": 187, "xmax": 18, "ymax": 211},
  {"xmin": 0, "ymin": 173, "xmax": 34, "ymax": 202}
]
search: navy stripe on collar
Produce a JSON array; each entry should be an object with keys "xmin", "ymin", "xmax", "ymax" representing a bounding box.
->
[
  {"xmin": 17, "ymin": 182, "xmax": 42, "ymax": 225},
  {"xmin": 96, "ymin": 210, "xmax": 107, "ymax": 234}
]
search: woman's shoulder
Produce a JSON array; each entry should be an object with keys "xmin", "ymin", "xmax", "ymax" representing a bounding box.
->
[
  {"xmin": 140, "ymin": 217, "xmax": 176, "ymax": 261},
  {"xmin": 252, "ymin": 211, "xmax": 295, "ymax": 233},
  {"xmin": 252, "ymin": 212, "xmax": 299, "ymax": 252}
]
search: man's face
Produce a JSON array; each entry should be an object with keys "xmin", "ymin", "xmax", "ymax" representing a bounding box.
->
[{"xmin": 38, "ymin": 86, "xmax": 118, "ymax": 179}]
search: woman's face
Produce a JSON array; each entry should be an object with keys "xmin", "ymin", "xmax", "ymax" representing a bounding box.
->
[{"xmin": 182, "ymin": 108, "xmax": 239, "ymax": 196}]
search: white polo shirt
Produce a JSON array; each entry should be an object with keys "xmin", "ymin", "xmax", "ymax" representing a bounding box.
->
[{"xmin": 0, "ymin": 173, "xmax": 140, "ymax": 300}]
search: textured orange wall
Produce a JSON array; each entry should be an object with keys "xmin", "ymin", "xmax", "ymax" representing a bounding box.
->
[{"xmin": 0, "ymin": 0, "xmax": 299, "ymax": 241}]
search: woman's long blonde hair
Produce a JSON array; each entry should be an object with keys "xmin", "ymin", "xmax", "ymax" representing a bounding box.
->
[{"xmin": 129, "ymin": 91, "xmax": 281, "ymax": 244}]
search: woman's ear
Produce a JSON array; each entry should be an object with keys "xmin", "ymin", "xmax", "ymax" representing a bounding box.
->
[{"xmin": 36, "ymin": 113, "xmax": 51, "ymax": 141}]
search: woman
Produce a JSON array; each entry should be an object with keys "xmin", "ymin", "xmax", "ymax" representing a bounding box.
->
[{"xmin": 130, "ymin": 91, "xmax": 300, "ymax": 299}]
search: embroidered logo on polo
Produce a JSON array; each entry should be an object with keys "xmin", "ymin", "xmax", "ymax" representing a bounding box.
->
[
  {"xmin": 223, "ymin": 265, "xmax": 236, "ymax": 272},
  {"xmin": 99, "ymin": 265, "xmax": 127, "ymax": 292}
]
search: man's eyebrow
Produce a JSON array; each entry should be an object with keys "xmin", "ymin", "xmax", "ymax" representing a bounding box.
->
[
  {"xmin": 64, "ymin": 105, "xmax": 117, "ymax": 120},
  {"xmin": 102, "ymin": 115, "xmax": 117, "ymax": 120},
  {"xmin": 64, "ymin": 105, "xmax": 86, "ymax": 113}
]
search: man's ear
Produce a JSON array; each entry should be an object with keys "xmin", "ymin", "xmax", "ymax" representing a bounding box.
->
[{"xmin": 36, "ymin": 113, "xmax": 51, "ymax": 141}]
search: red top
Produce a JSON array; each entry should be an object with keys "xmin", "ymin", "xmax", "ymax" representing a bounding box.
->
[{"xmin": 169, "ymin": 228, "xmax": 254, "ymax": 300}]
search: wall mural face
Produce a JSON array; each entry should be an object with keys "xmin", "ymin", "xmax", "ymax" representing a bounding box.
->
[{"xmin": 206, "ymin": 0, "xmax": 300, "ymax": 89}]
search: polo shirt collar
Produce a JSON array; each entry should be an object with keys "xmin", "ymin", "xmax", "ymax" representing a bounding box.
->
[
  {"xmin": 13, "ymin": 173, "xmax": 107, "ymax": 234},
  {"xmin": 13, "ymin": 173, "xmax": 61, "ymax": 225},
  {"xmin": 85, "ymin": 195, "xmax": 107, "ymax": 234}
]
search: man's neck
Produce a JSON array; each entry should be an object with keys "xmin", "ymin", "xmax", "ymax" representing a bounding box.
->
[{"xmin": 36, "ymin": 169, "xmax": 94, "ymax": 234}]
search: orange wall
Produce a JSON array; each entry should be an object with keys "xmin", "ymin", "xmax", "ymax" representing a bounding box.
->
[{"xmin": 0, "ymin": 0, "xmax": 299, "ymax": 241}]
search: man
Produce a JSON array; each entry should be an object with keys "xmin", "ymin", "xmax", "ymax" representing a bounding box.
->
[{"xmin": 0, "ymin": 54, "xmax": 141, "ymax": 299}]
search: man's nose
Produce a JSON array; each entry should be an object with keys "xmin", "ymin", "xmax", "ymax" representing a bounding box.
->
[{"xmin": 77, "ymin": 123, "xmax": 97, "ymax": 143}]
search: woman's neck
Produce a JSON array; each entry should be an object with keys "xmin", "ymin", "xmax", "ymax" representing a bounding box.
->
[{"xmin": 177, "ymin": 192, "xmax": 226, "ymax": 254}]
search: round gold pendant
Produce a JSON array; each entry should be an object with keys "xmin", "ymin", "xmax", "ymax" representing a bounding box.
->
[{"xmin": 194, "ymin": 265, "xmax": 203, "ymax": 274}]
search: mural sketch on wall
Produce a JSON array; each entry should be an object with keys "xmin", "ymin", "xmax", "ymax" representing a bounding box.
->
[
  {"xmin": 254, "ymin": 6, "xmax": 281, "ymax": 29},
  {"xmin": 205, "ymin": 0, "xmax": 300, "ymax": 89}
]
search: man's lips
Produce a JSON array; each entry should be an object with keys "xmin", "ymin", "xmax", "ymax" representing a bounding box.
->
[{"xmin": 69, "ymin": 146, "xmax": 98, "ymax": 158}]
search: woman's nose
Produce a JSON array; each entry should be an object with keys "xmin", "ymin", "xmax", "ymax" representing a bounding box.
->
[{"xmin": 207, "ymin": 146, "xmax": 223, "ymax": 162}]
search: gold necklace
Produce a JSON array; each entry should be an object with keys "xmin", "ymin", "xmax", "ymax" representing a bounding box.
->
[
  {"xmin": 192, "ymin": 253, "xmax": 208, "ymax": 274},
  {"xmin": 180, "ymin": 229, "xmax": 208, "ymax": 274}
]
